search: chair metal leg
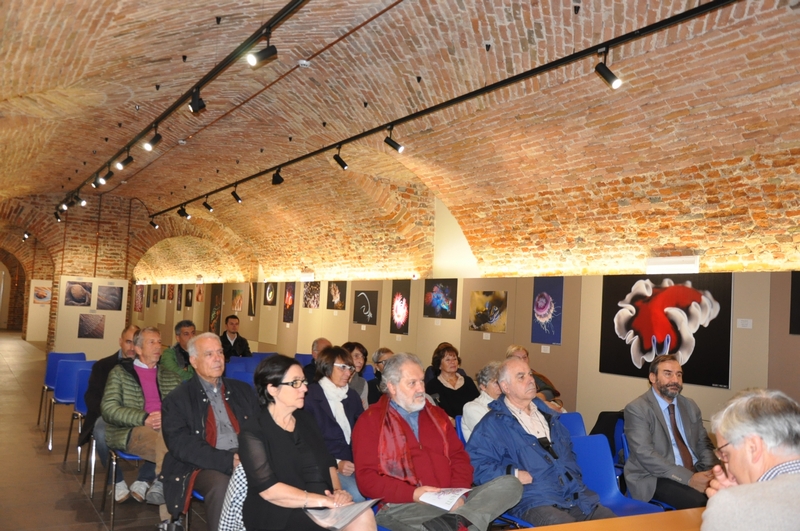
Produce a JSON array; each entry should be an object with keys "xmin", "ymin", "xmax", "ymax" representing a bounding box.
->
[
  {"xmin": 37, "ymin": 385, "xmax": 48, "ymax": 426},
  {"xmin": 46, "ymin": 398, "xmax": 56, "ymax": 451},
  {"xmin": 64, "ymin": 412, "xmax": 76, "ymax": 463},
  {"xmin": 76, "ymin": 416, "xmax": 83, "ymax": 471},
  {"xmin": 102, "ymin": 450, "xmax": 118, "ymax": 530},
  {"xmin": 83, "ymin": 437, "xmax": 97, "ymax": 499},
  {"xmin": 186, "ymin": 498, "xmax": 192, "ymax": 531}
]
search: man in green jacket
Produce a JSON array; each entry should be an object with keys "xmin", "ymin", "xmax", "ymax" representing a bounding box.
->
[
  {"xmin": 160, "ymin": 320, "xmax": 196, "ymax": 382},
  {"xmin": 101, "ymin": 327, "xmax": 183, "ymax": 521}
]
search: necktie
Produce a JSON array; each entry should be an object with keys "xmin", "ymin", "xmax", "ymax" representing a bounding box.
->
[{"xmin": 668, "ymin": 403, "xmax": 695, "ymax": 472}]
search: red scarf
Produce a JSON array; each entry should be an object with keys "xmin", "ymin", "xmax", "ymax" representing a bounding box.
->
[{"xmin": 376, "ymin": 394, "xmax": 451, "ymax": 487}]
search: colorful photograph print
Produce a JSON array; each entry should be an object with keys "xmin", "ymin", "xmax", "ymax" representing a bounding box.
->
[
  {"xmin": 98, "ymin": 286, "xmax": 124, "ymax": 311},
  {"xmin": 303, "ymin": 282, "xmax": 321, "ymax": 309},
  {"xmin": 208, "ymin": 284, "xmax": 223, "ymax": 335},
  {"xmin": 33, "ymin": 286, "xmax": 51, "ymax": 304},
  {"xmin": 263, "ymin": 282, "xmax": 277, "ymax": 306},
  {"xmin": 134, "ymin": 285, "xmax": 144, "ymax": 312},
  {"xmin": 353, "ymin": 290, "xmax": 378, "ymax": 325},
  {"xmin": 177, "ymin": 284, "xmax": 183, "ymax": 311},
  {"xmin": 160, "ymin": 284, "xmax": 167, "ymax": 299},
  {"xmin": 531, "ymin": 276, "xmax": 563, "ymax": 345},
  {"xmin": 390, "ymin": 280, "xmax": 410, "ymax": 335},
  {"xmin": 248, "ymin": 283, "xmax": 257, "ymax": 316},
  {"xmin": 196, "ymin": 284, "xmax": 204, "ymax": 302},
  {"xmin": 78, "ymin": 314, "xmax": 105, "ymax": 339},
  {"xmin": 327, "ymin": 281, "xmax": 347, "ymax": 310},
  {"xmin": 185, "ymin": 289, "xmax": 193, "ymax": 308},
  {"xmin": 167, "ymin": 284, "xmax": 175, "ymax": 301},
  {"xmin": 153, "ymin": 289, "xmax": 158, "ymax": 304},
  {"xmin": 284, "ymin": 283, "xmax": 295, "ymax": 323},
  {"xmin": 65, "ymin": 281, "xmax": 93, "ymax": 307},
  {"xmin": 469, "ymin": 291, "xmax": 508, "ymax": 333},
  {"xmin": 599, "ymin": 273, "xmax": 732, "ymax": 388},
  {"xmin": 423, "ymin": 279, "xmax": 457, "ymax": 319},
  {"xmin": 231, "ymin": 289, "xmax": 243, "ymax": 312}
]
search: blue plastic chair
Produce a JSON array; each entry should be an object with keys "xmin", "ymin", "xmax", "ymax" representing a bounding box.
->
[
  {"xmin": 619, "ymin": 433, "xmax": 675, "ymax": 510},
  {"xmin": 251, "ymin": 352, "xmax": 276, "ymax": 364},
  {"xmin": 102, "ymin": 449, "xmax": 142, "ymax": 530},
  {"xmin": 295, "ymin": 353, "xmax": 313, "ymax": 367},
  {"xmin": 38, "ymin": 352, "xmax": 86, "ymax": 428},
  {"xmin": 63, "ymin": 368, "xmax": 93, "ymax": 468},
  {"xmin": 571, "ymin": 435, "xmax": 663, "ymax": 516},
  {"xmin": 47, "ymin": 359, "xmax": 95, "ymax": 451},
  {"xmin": 362, "ymin": 364, "xmax": 376, "ymax": 381},
  {"xmin": 228, "ymin": 369, "xmax": 254, "ymax": 388},
  {"xmin": 494, "ymin": 512, "xmax": 536, "ymax": 528},
  {"xmin": 559, "ymin": 411, "xmax": 587, "ymax": 437},
  {"xmin": 455, "ymin": 415, "xmax": 466, "ymax": 445},
  {"xmin": 244, "ymin": 357, "xmax": 262, "ymax": 373},
  {"xmin": 225, "ymin": 357, "xmax": 248, "ymax": 374}
]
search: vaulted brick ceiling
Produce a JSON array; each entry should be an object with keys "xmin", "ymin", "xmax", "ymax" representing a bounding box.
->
[{"xmin": 1, "ymin": 0, "xmax": 799, "ymax": 281}]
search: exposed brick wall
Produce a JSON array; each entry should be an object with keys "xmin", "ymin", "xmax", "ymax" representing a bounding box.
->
[{"xmin": 0, "ymin": 251, "xmax": 26, "ymax": 330}]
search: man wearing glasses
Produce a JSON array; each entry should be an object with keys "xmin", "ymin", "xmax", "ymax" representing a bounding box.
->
[
  {"xmin": 701, "ymin": 389, "xmax": 800, "ymax": 531},
  {"xmin": 624, "ymin": 354, "xmax": 717, "ymax": 509}
]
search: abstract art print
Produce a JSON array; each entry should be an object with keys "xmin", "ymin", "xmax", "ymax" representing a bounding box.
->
[
  {"xmin": 98, "ymin": 286, "xmax": 124, "ymax": 311},
  {"xmin": 185, "ymin": 289, "xmax": 193, "ymax": 308},
  {"xmin": 160, "ymin": 284, "xmax": 166, "ymax": 299},
  {"xmin": 303, "ymin": 281, "xmax": 321, "ymax": 309},
  {"xmin": 208, "ymin": 284, "xmax": 223, "ymax": 335},
  {"xmin": 152, "ymin": 289, "xmax": 158, "ymax": 304},
  {"xmin": 790, "ymin": 271, "xmax": 800, "ymax": 334},
  {"xmin": 284, "ymin": 282, "xmax": 295, "ymax": 323},
  {"xmin": 78, "ymin": 314, "xmax": 105, "ymax": 339},
  {"xmin": 599, "ymin": 273, "xmax": 732, "ymax": 388},
  {"xmin": 531, "ymin": 277, "xmax": 563, "ymax": 345},
  {"xmin": 353, "ymin": 290, "xmax": 378, "ymax": 325},
  {"xmin": 423, "ymin": 279, "xmax": 457, "ymax": 319},
  {"xmin": 134, "ymin": 285, "xmax": 144, "ymax": 312},
  {"xmin": 327, "ymin": 281, "xmax": 347, "ymax": 310},
  {"xmin": 263, "ymin": 282, "xmax": 277, "ymax": 306},
  {"xmin": 196, "ymin": 284, "xmax": 204, "ymax": 302},
  {"xmin": 248, "ymin": 282, "xmax": 257, "ymax": 316},
  {"xmin": 176, "ymin": 284, "xmax": 183, "ymax": 311},
  {"xmin": 167, "ymin": 284, "xmax": 175, "ymax": 301},
  {"xmin": 65, "ymin": 281, "xmax": 93, "ymax": 307},
  {"xmin": 146, "ymin": 285, "xmax": 151, "ymax": 308},
  {"xmin": 390, "ymin": 280, "xmax": 410, "ymax": 335},
  {"xmin": 231, "ymin": 289, "xmax": 243, "ymax": 312},
  {"xmin": 469, "ymin": 291, "xmax": 508, "ymax": 333}
]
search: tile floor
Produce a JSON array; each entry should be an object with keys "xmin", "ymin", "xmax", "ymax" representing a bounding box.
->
[{"xmin": 0, "ymin": 332, "xmax": 208, "ymax": 531}]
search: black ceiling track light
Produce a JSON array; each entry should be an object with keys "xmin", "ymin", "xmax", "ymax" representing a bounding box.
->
[
  {"xmin": 384, "ymin": 125, "xmax": 404, "ymax": 153},
  {"xmin": 333, "ymin": 146, "xmax": 348, "ymax": 170},
  {"xmin": 54, "ymin": 211, "xmax": 62, "ymax": 222},
  {"xmin": 247, "ymin": 30, "xmax": 278, "ymax": 70},
  {"xmin": 594, "ymin": 48, "xmax": 622, "ymax": 89},
  {"xmin": 144, "ymin": 125, "xmax": 162, "ymax": 151},
  {"xmin": 115, "ymin": 148, "xmax": 133, "ymax": 170},
  {"xmin": 177, "ymin": 205, "xmax": 191, "ymax": 219},
  {"xmin": 188, "ymin": 88, "xmax": 206, "ymax": 114},
  {"xmin": 203, "ymin": 196, "xmax": 214, "ymax": 211},
  {"xmin": 231, "ymin": 185, "xmax": 242, "ymax": 203},
  {"xmin": 149, "ymin": 219, "xmax": 159, "ymax": 229}
]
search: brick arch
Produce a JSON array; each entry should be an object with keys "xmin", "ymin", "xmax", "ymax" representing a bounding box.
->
[
  {"xmin": 0, "ymin": 195, "xmax": 66, "ymax": 273},
  {"xmin": 0, "ymin": 248, "xmax": 26, "ymax": 331}
]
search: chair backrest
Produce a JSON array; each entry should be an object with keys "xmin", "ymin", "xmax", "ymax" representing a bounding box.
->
[
  {"xmin": 226, "ymin": 357, "xmax": 248, "ymax": 371},
  {"xmin": 74, "ymin": 368, "xmax": 92, "ymax": 415},
  {"xmin": 621, "ymin": 432, "xmax": 630, "ymax": 461},
  {"xmin": 571, "ymin": 435, "xmax": 620, "ymax": 501},
  {"xmin": 454, "ymin": 415, "xmax": 466, "ymax": 445},
  {"xmin": 294, "ymin": 353, "xmax": 313, "ymax": 367},
  {"xmin": 44, "ymin": 352, "xmax": 86, "ymax": 388},
  {"xmin": 362, "ymin": 364, "xmax": 375, "ymax": 381},
  {"xmin": 613, "ymin": 417, "xmax": 625, "ymax": 465},
  {"xmin": 559, "ymin": 411, "xmax": 587, "ymax": 437},
  {"xmin": 251, "ymin": 352, "xmax": 276, "ymax": 365},
  {"xmin": 243, "ymin": 357, "xmax": 261, "ymax": 373},
  {"xmin": 53, "ymin": 360, "xmax": 95, "ymax": 404},
  {"xmin": 227, "ymin": 370, "xmax": 254, "ymax": 388}
]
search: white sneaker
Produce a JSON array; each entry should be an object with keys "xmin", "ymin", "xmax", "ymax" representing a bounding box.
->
[
  {"xmin": 130, "ymin": 480, "xmax": 149, "ymax": 503},
  {"xmin": 114, "ymin": 480, "xmax": 130, "ymax": 503}
]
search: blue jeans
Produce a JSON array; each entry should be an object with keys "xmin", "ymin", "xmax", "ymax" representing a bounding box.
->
[
  {"xmin": 94, "ymin": 418, "xmax": 155, "ymax": 484},
  {"xmin": 338, "ymin": 471, "xmax": 365, "ymax": 502}
]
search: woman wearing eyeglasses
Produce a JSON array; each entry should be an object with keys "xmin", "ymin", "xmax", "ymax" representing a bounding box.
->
[
  {"xmin": 305, "ymin": 346, "xmax": 366, "ymax": 503},
  {"xmin": 343, "ymin": 342, "xmax": 369, "ymax": 409},
  {"xmin": 238, "ymin": 355, "xmax": 375, "ymax": 531}
]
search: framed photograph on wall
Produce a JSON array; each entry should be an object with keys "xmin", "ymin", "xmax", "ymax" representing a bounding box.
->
[
  {"xmin": 389, "ymin": 280, "xmax": 410, "ymax": 335},
  {"xmin": 176, "ymin": 284, "xmax": 183, "ymax": 311},
  {"xmin": 146, "ymin": 285, "xmax": 152, "ymax": 308},
  {"xmin": 353, "ymin": 290, "xmax": 378, "ymax": 325},
  {"xmin": 303, "ymin": 282, "xmax": 321, "ymax": 309},
  {"xmin": 263, "ymin": 282, "xmax": 277, "ymax": 306},
  {"xmin": 185, "ymin": 289, "xmax": 193, "ymax": 308},
  {"xmin": 531, "ymin": 276, "xmax": 563, "ymax": 345},
  {"xmin": 248, "ymin": 282, "xmax": 257, "ymax": 316},
  {"xmin": 284, "ymin": 283, "xmax": 296, "ymax": 323},
  {"xmin": 327, "ymin": 281, "xmax": 347, "ymax": 310},
  {"xmin": 208, "ymin": 284, "xmax": 223, "ymax": 335},
  {"xmin": 468, "ymin": 291, "xmax": 508, "ymax": 333},
  {"xmin": 134, "ymin": 285, "xmax": 144, "ymax": 313},
  {"xmin": 423, "ymin": 279, "xmax": 457, "ymax": 319},
  {"xmin": 160, "ymin": 284, "xmax": 166, "ymax": 299}
]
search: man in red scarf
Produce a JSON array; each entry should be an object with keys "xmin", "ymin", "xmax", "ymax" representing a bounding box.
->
[{"xmin": 353, "ymin": 352, "xmax": 521, "ymax": 531}]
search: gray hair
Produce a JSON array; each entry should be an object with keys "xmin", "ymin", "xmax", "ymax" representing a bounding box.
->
[
  {"xmin": 497, "ymin": 357, "xmax": 527, "ymax": 386},
  {"xmin": 711, "ymin": 388, "xmax": 800, "ymax": 456},
  {"xmin": 174, "ymin": 319, "xmax": 196, "ymax": 336},
  {"xmin": 372, "ymin": 346, "xmax": 394, "ymax": 365},
  {"xmin": 312, "ymin": 337, "xmax": 330, "ymax": 355},
  {"xmin": 133, "ymin": 327, "xmax": 160, "ymax": 349},
  {"xmin": 476, "ymin": 361, "xmax": 502, "ymax": 388},
  {"xmin": 379, "ymin": 352, "xmax": 422, "ymax": 394},
  {"xmin": 187, "ymin": 332, "xmax": 222, "ymax": 358}
]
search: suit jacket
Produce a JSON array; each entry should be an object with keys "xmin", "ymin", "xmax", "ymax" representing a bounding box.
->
[
  {"xmin": 624, "ymin": 389, "xmax": 716, "ymax": 501},
  {"xmin": 220, "ymin": 333, "xmax": 252, "ymax": 361},
  {"xmin": 303, "ymin": 382, "xmax": 363, "ymax": 461},
  {"xmin": 79, "ymin": 350, "xmax": 123, "ymax": 446}
]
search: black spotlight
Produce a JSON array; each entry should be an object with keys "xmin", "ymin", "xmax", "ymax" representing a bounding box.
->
[
  {"xmin": 247, "ymin": 44, "xmax": 277, "ymax": 69},
  {"xmin": 115, "ymin": 152, "xmax": 133, "ymax": 170},
  {"xmin": 177, "ymin": 206, "xmax": 191, "ymax": 219},
  {"xmin": 54, "ymin": 211, "xmax": 62, "ymax": 222},
  {"xmin": 149, "ymin": 219, "xmax": 159, "ymax": 229},
  {"xmin": 595, "ymin": 62, "xmax": 622, "ymax": 89},
  {"xmin": 384, "ymin": 136, "xmax": 404, "ymax": 153},
  {"xmin": 203, "ymin": 197, "xmax": 214, "ymax": 212},
  {"xmin": 272, "ymin": 169, "xmax": 284, "ymax": 185},
  {"xmin": 23, "ymin": 231, "xmax": 30, "ymax": 240},
  {"xmin": 59, "ymin": 200, "xmax": 69, "ymax": 211},
  {"xmin": 102, "ymin": 165, "xmax": 114, "ymax": 184},
  {"xmin": 144, "ymin": 132, "xmax": 162, "ymax": 151},
  {"xmin": 189, "ymin": 89, "xmax": 206, "ymax": 113},
  {"xmin": 91, "ymin": 173, "xmax": 103, "ymax": 188},
  {"xmin": 75, "ymin": 194, "xmax": 87, "ymax": 207},
  {"xmin": 231, "ymin": 186, "xmax": 242, "ymax": 203},
  {"xmin": 333, "ymin": 153, "xmax": 348, "ymax": 170}
]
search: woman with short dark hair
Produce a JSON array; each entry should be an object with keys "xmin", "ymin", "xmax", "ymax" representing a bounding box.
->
[
  {"xmin": 342, "ymin": 342, "xmax": 369, "ymax": 409},
  {"xmin": 424, "ymin": 343, "xmax": 479, "ymax": 419}
]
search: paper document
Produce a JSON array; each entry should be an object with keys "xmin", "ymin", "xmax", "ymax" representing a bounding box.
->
[
  {"xmin": 419, "ymin": 488, "xmax": 472, "ymax": 511},
  {"xmin": 304, "ymin": 498, "xmax": 379, "ymax": 531}
]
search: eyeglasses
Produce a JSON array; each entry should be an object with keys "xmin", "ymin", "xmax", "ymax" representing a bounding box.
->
[
  {"xmin": 333, "ymin": 363, "xmax": 356, "ymax": 372},
  {"xmin": 714, "ymin": 442, "xmax": 731, "ymax": 463},
  {"xmin": 375, "ymin": 360, "xmax": 387, "ymax": 366},
  {"xmin": 278, "ymin": 379, "xmax": 308, "ymax": 389}
]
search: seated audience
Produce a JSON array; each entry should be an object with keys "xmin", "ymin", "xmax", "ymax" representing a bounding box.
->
[
  {"xmin": 304, "ymin": 346, "xmax": 366, "ymax": 502},
  {"xmin": 701, "ymin": 388, "xmax": 800, "ymax": 531},
  {"xmin": 624, "ymin": 354, "xmax": 716, "ymax": 509},
  {"xmin": 160, "ymin": 333, "xmax": 260, "ymax": 530},
  {"xmin": 160, "ymin": 320, "xmax": 196, "ymax": 382},
  {"xmin": 81, "ymin": 325, "xmax": 139, "ymax": 501},
  {"xmin": 505, "ymin": 345, "xmax": 564, "ymax": 409},
  {"xmin": 239, "ymin": 355, "xmax": 375, "ymax": 531},
  {"xmin": 353, "ymin": 352, "xmax": 522, "ymax": 531},
  {"xmin": 304, "ymin": 337, "xmax": 332, "ymax": 383},
  {"xmin": 220, "ymin": 315, "xmax": 252, "ymax": 361},
  {"xmin": 425, "ymin": 343, "xmax": 479, "ymax": 418},
  {"xmin": 367, "ymin": 347, "xmax": 393, "ymax": 404},
  {"xmin": 343, "ymin": 341, "xmax": 369, "ymax": 408},
  {"xmin": 467, "ymin": 357, "xmax": 616, "ymax": 526},
  {"xmin": 461, "ymin": 361, "xmax": 502, "ymax": 442},
  {"xmin": 101, "ymin": 327, "xmax": 183, "ymax": 523},
  {"xmin": 423, "ymin": 342, "xmax": 468, "ymax": 384}
]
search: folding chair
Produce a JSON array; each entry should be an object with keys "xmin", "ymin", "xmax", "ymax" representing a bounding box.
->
[
  {"xmin": 559, "ymin": 412, "xmax": 587, "ymax": 437},
  {"xmin": 63, "ymin": 368, "xmax": 92, "ymax": 469},
  {"xmin": 37, "ymin": 352, "xmax": 85, "ymax": 428},
  {"xmin": 47, "ymin": 359, "xmax": 95, "ymax": 451},
  {"xmin": 185, "ymin": 490, "xmax": 204, "ymax": 531}
]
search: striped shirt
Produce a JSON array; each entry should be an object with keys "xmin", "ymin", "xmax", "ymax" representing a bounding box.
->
[{"xmin": 759, "ymin": 459, "xmax": 800, "ymax": 482}]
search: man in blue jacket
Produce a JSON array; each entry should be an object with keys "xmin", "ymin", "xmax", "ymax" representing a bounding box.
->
[{"xmin": 466, "ymin": 357, "xmax": 616, "ymax": 526}]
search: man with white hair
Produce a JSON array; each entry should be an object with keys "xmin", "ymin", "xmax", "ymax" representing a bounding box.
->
[
  {"xmin": 701, "ymin": 388, "xmax": 800, "ymax": 531},
  {"xmin": 353, "ymin": 352, "xmax": 522, "ymax": 531},
  {"xmin": 160, "ymin": 332, "xmax": 259, "ymax": 530}
]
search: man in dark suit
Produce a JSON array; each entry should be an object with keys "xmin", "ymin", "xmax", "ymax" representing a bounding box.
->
[
  {"xmin": 80, "ymin": 324, "xmax": 139, "ymax": 501},
  {"xmin": 624, "ymin": 354, "xmax": 717, "ymax": 509},
  {"xmin": 302, "ymin": 336, "xmax": 331, "ymax": 382},
  {"xmin": 219, "ymin": 315, "xmax": 251, "ymax": 361}
]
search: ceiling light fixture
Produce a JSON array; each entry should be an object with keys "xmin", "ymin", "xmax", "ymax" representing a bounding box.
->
[
  {"xmin": 59, "ymin": 199, "xmax": 69, "ymax": 211},
  {"xmin": 595, "ymin": 48, "xmax": 622, "ymax": 89},
  {"xmin": 247, "ymin": 43, "xmax": 277, "ymax": 70},
  {"xmin": 101, "ymin": 164, "xmax": 113, "ymax": 184},
  {"xmin": 272, "ymin": 168, "xmax": 284, "ymax": 185},
  {"xmin": 231, "ymin": 185, "xmax": 242, "ymax": 203},
  {"xmin": 149, "ymin": 219, "xmax": 159, "ymax": 229},
  {"xmin": 189, "ymin": 88, "xmax": 206, "ymax": 113},
  {"xmin": 333, "ymin": 146, "xmax": 348, "ymax": 170},
  {"xmin": 203, "ymin": 196, "xmax": 214, "ymax": 212},
  {"xmin": 115, "ymin": 149, "xmax": 133, "ymax": 170},
  {"xmin": 75, "ymin": 194, "xmax": 87, "ymax": 207},
  {"xmin": 384, "ymin": 126, "xmax": 405, "ymax": 153},
  {"xmin": 177, "ymin": 206, "xmax": 191, "ymax": 219},
  {"xmin": 91, "ymin": 173, "xmax": 102, "ymax": 188},
  {"xmin": 54, "ymin": 211, "xmax": 62, "ymax": 222},
  {"xmin": 23, "ymin": 231, "xmax": 30, "ymax": 240},
  {"xmin": 144, "ymin": 126, "xmax": 162, "ymax": 151}
]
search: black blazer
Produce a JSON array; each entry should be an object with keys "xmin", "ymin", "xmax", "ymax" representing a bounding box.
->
[
  {"xmin": 79, "ymin": 350, "xmax": 122, "ymax": 445},
  {"xmin": 220, "ymin": 333, "xmax": 252, "ymax": 361},
  {"xmin": 303, "ymin": 382, "xmax": 364, "ymax": 461}
]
